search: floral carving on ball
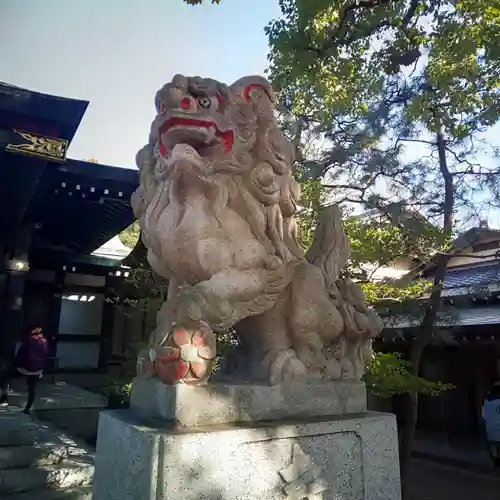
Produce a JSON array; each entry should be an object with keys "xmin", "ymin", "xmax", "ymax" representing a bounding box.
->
[{"xmin": 138, "ymin": 326, "xmax": 216, "ymax": 385}]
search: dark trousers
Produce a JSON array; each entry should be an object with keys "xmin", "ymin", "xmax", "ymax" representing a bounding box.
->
[
  {"xmin": 25, "ymin": 375, "xmax": 38, "ymax": 412},
  {"xmin": 0, "ymin": 344, "xmax": 15, "ymax": 403},
  {"xmin": 0, "ymin": 372, "xmax": 38, "ymax": 410},
  {"xmin": 0, "ymin": 370, "xmax": 8, "ymax": 403}
]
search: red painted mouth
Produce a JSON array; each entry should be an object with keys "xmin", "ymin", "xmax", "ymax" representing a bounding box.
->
[{"xmin": 159, "ymin": 116, "xmax": 234, "ymax": 155}]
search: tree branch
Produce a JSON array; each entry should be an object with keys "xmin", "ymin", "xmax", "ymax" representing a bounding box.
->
[
  {"xmin": 305, "ymin": 0, "xmax": 400, "ymax": 55},
  {"xmin": 397, "ymin": 137, "xmax": 437, "ymax": 146},
  {"xmin": 402, "ymin": 0, "xmax": 421, "ymax": 28}
]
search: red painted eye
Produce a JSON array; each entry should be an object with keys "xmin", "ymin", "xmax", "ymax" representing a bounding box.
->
[
  {"xmin": 180, "ymin": 98, "xmax": 191, "ymax": 110},
  {"xmin": 216, "ymin": 94, "xmax": 225, "ymax": 107},
  {"xmin": 244, "ymin": 84, "xmax": 266, "ymax": 102}
]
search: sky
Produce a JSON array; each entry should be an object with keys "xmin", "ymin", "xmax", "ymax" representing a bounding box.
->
[
  {"xmin": 1, "ymin": 1, "xmax": 499, "ymax": 227},
  {"xmin": 0, "ymin": 0, "xmax": 281, "ymax": 167}
]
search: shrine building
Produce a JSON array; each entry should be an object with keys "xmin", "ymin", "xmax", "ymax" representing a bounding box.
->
[{"xmin": 0, "ymin": 82, "xmax": 138, "ymax": 375}]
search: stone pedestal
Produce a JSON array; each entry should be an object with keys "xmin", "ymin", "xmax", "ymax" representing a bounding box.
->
[
  {"xmin": 93, "ymin": 380, "xmax": 401, "ymax": 500},
  {"xmin": 131, "ymin": 377, "xmax": 367, "ymax": 426}
]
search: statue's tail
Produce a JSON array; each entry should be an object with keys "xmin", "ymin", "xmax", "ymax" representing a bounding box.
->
[
  {"xmin": 305, "ymin": 205, "xmax": 383, "ymax": 379},
  {"xmin": 305, "ymin": 204, "xmax": 350, "ymax": 289},
  {"xmin": 305, "ymin": 205, "xmax": 383, "ymax": 340}
]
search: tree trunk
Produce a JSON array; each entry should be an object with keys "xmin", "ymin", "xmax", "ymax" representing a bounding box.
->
[{"xmin": 399, "ymin": 129, "xmax": 454, "ymax": 492}]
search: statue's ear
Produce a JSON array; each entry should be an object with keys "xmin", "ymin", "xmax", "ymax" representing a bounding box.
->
[{"xmin": 229, "ymin": 75, "xmax": 277, "ymax": 105}]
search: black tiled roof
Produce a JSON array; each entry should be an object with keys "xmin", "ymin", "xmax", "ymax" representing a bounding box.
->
[
  {"xmin": 443, "ymin": 263, "xmax": 500, "ymax": 289},
  {"xmin": 0, "ymin": 82, "xmax": 88, "ymax": 142},
  {"xmin": 27, "ymin": 159, "xmax": 138, "ymax": 258}
]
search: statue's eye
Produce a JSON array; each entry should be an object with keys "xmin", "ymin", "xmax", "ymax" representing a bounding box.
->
[
  {"xmin": 197, "ymin": 96, "xmax": 211, "ymax": 109},
  {"xmin": 216, "ymin": 94, "xmax": 225, "ymax": 107}
]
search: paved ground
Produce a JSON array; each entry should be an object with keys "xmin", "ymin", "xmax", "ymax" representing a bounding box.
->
[
  {"xmin": 414, "ymin": 431, "xmax": 491, "ymax": 467},
  {"xmin": 405, "ymin": 458, "xmax": 500, "ymax": 500},
  {"xmin": 8, "ymin": 380, "xmax": 107, "ymax": 410}
]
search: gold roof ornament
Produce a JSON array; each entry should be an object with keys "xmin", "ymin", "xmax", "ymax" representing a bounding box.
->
[{"xmin": 6, "ymin": 129, "xmax": 68, "ymax": 161}]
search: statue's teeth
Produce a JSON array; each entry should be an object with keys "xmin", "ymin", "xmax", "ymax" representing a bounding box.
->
[{"xmin": 205, "ymin": 125, "xmax": 217, "ymax": 144}]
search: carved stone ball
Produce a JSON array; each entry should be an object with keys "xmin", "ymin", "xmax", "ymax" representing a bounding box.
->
[{"xmin": 137, "ymin": 327, "xmax": 216, "ymax": 385}]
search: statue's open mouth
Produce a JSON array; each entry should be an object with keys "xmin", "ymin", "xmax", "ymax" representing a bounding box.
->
[{"xmin": 159, "ymin": 117, "xmax": 234, "ymax": 156}]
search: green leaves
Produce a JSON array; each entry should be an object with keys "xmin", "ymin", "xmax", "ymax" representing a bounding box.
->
[
  {"xmin": 267, "ymin": 1, "xmax": 394, "ymax": 123},
  {"xmin": 344, "ymin": 216, "xmax": 439, "ymax": 277},
  {"xmin": 267, "ymin": 0, "xmax": 500, "ymax": 139},
  {"xmin": 359, "ymin": 281, "xmax": 431, "ymax": 306},
  {"xmin": 364, "ymin": 352, "xmax": 454, "ymax": 397},
  {"xmin": 340, "ymin": 215, "xmax": 436, "ymax": 305},
  {"xmin": 270, "ymin": 0, "xmax": 500, "ymax": 275}
]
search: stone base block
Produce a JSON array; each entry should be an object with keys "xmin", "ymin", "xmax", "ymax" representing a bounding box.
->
[
  {"xmin": 130, "ymin": 377, "xmax": 367, "ymax": 426},
  {"xmin": 93, "ymin": 409, "xmax": 401, "ymax": 500}
]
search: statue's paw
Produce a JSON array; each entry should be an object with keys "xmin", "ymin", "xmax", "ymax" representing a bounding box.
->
[
  {"xmin": 264, "ymin": 255, "xmax": 282, "ymax": 271},
  {"xmin": 295, "ymin": 344, "xmax": 327, "ymax": 371},
  {"xmin": 361, "ymin": 340, "xmax": 374, "ymax": 363},
  {"xmin": 149, "ymin": 325, "xmax": 168, "ymax": 347},
  {"xmin": 183, "ymin": 299, "xmax": 204, "ymax": 323},
  {"xmin": 265, "ymin": 350, "xmax": 307, "ymax": 384},
  {"xmin": 136, "ymin": 349, "xmax": 155, "ymax": 378},
  {"xmin": 149, "ymin": 324, "xmax": 217, "ymax": 385},
  {"xmin": 340, "ymin": 358, "xmax": 357, "ymax": 380},
  {"xmin": 281, "ymin": 356, "xmax": 308, "ymax": 382},
  {"xmin": 324, "ymin": 358, "xmax": 343, "ymax": 380}
]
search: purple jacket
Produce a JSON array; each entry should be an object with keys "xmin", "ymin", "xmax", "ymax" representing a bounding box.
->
[{"xmin": 15, "ymin": 335, "xmax": 49, "ymax": 372}]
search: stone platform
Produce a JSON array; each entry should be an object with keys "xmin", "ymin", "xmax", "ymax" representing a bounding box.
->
[
  {"xmin": 131, "ymin": 377, "xmax": 367, "ymax": 426},
  {"xmin": 93, "ymin": 380, "xmax": 401, "ymax": 499},
  {"xmin": 93, "ymin": 409, "xmax": 400, "ymax": 500}
]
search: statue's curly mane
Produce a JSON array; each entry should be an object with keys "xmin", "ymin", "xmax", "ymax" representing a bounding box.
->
[
  {"xmin": 132, "ymin": 74, "xmax": 383, "ymax": 385},
  {"xmin": 133, "ymin": 76, "xmax": 304, "ymax": 265}
]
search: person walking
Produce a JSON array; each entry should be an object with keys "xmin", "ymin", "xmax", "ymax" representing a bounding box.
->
[
  {"xmin": 482, "ymin": 381, "xmax": 500, "ymax": 467},
  {"xmin": 13, "ymin": 326, "xmax": 49, "ymax": 414},
  {"xmin": 0, "ymin": 361, "xmax": 9, "ymax": 408}
]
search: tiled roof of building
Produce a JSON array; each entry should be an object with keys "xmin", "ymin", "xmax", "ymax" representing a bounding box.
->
[
  {"xmin": 385, "ymin": 304, "xmax": 500, "ymax": 329},
  {"xmin": 443, "ymin": 263, "xmax": 500, "ymax": 289}
]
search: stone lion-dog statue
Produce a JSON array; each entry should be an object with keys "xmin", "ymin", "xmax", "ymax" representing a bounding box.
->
[{"xmin": 131, "ymin": 74, "xmax": 383, "ymax": 386}]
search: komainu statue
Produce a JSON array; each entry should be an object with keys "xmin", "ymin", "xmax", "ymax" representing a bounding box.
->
[{"xmin": 132, "ymin": 74, "xmax": 383, "ymax": 386}]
